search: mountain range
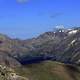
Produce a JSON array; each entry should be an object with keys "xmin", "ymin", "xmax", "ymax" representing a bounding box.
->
[{"xmin": 0, "ymin": 27, "xmax": 80, "ymax": 80}]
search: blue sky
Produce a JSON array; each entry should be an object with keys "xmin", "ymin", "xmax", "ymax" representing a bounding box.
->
[{"xmin": 0, "ymin": 0, "xmax": 80, "ymax": 39}]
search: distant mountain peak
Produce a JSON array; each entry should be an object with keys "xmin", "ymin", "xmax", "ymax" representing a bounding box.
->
[{"xmin": 0, "ymin": 33, "xmax": 10, "ymax": 41}]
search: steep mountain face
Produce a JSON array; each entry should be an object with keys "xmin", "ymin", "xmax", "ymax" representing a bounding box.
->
[
  {"xmin": 56, "ymin": 29, "xmax": 80, "ymax": 64},
  {"xmin": 17, "ymin": 27, "xmax": 80, "ymax": 65}
]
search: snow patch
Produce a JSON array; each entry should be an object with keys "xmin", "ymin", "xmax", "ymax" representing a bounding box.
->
[
  {"xmin": 71, "ymin": 39, "xmax": 76, "ymax": 45},
  {"xmin": 68, "ymin": 30, "xmax": 78, "ymax": 35}
]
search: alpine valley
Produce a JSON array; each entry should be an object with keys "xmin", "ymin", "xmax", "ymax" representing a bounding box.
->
[{"xmin": 0, "ymin": 27, "xmax": 80, "ymax": 80}]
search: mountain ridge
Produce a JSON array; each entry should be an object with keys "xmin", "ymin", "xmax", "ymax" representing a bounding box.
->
[{"xmin": 0, "ymin": 27, "xmax": 80, "ymax": 66}]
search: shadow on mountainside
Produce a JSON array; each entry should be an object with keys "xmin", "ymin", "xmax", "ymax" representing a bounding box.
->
[{"xmin": 64, "ymin": 65, "xmax": 80, "ymax": 80}]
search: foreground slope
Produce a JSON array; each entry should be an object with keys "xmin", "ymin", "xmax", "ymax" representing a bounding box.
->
[
  {"xmin": 0, "ymin": 65, "xmax": 28, "ymax": 80},
  {"xmin": 15, "ymin": 61, "xmax": 80, "ymax": 80},
  {"xmin": 0, "ymin": 61, "xmax": 80, "ymax": 80}
]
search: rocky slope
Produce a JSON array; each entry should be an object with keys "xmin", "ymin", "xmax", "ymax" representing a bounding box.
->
[{"xmin": 0, "ymin": 65, "xmax": 28, "ymax": 80}]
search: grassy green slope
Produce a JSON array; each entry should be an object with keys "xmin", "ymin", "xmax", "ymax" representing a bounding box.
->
[{"xmin": 15, "ymin": 61, "xmax": 80, "ymax": 80}]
